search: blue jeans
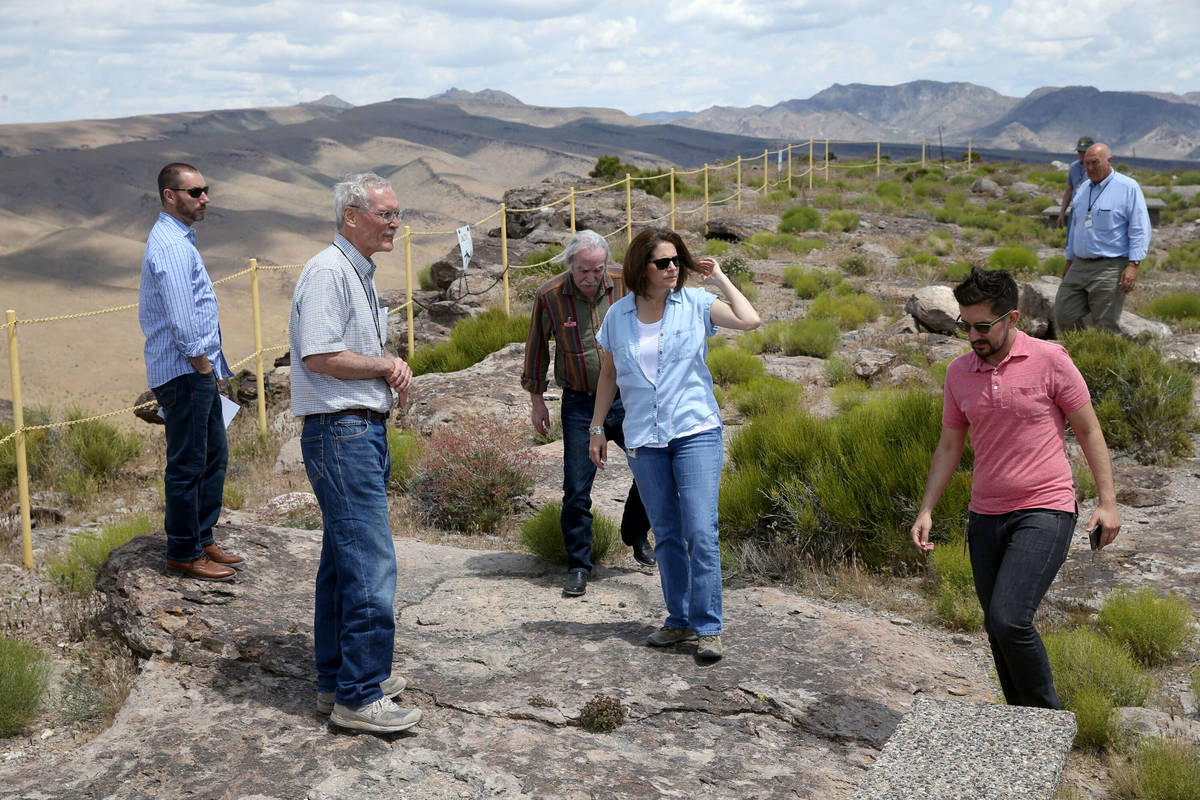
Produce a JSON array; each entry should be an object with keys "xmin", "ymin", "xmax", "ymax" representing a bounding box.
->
[
  {"xmin": 968, "ymin": 508, "xmax": 1074, "ymax": 709},
  {"xmin": 626, "ymin": 429, "xmax": 724, "ymax": 635},
  {"xmin": 151, "ymin": 371, "xmax": 228, "ymax": 562},
  {"xmin": 301, "ymin": 414, "xmax": 396, "ymax": 709},
  {"xmin": 560, "ymin": 389, "xmax": 650, "ymax": 573}
]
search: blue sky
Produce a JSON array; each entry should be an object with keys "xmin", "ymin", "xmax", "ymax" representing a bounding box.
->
[{"xmin": 1, "ymin": 0, "xmax": 1196, "ymax": 124}]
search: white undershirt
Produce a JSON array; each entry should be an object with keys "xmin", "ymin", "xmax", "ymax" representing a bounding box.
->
[{"xmin": 636, "ymin": 317, "xmax": 660, "ymax": 384}]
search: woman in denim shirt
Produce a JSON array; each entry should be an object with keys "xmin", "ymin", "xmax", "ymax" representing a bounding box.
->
[{"xmin": 589, "ymin": 228, "xmax": 760, "ymax": 660}]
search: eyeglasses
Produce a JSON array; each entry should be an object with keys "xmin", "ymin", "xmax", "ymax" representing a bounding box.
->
[
  {"xmin": 649, "ymin": 255, "xmax": 682, "ymax": 270},
  {"xmin": 351, "ymin": 206, "xmax": 401, "ymax": 224},
  {"xmin": 955, "ymin": 310, "xmax": 1013, "ymax": 334},
  {"xmin": 170, "ymin": 186, "xmax": 209, "ymax": 198}
]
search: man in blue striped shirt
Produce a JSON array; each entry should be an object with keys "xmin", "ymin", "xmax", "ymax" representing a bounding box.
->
[
  {"xmin": 139, "ymin": 162, "xmax": 242, "ymax": 582},
  {"xmin": 1055, "ymin": 143, "xmax": 1151, "ymax": 334}
]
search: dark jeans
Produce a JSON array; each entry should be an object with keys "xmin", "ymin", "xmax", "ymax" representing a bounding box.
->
[
  {"xmin": 301, "ymin": 414, "xmax": 396, "ymax": 709},
  {"xmin": 560, "ymin": 389, "xmax": 650, "ymax": 573},
  {"xmin": 968, "ymin": 508, "xmax": 1074, "ymax": 709},
  {"xmin": 152, "ymin": 371, "xmax": 228, "ymax": 562}
]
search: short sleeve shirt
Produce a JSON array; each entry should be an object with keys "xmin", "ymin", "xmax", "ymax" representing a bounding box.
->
[{"xmin": 943, "ymin": 332, "xmax": 1091, "ymax": 514}]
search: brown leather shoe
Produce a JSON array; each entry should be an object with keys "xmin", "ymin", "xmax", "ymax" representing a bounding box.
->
[
  {"xmin": 203, "ymin": 543, "xmax": 245, "ymax": 569},
  {"xmin": 166, "ymin": 556, "xmax": 235, "ymax": 582}
]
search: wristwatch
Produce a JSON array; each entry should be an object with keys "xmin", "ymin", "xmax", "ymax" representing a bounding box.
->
[{"xmin": 588, "ymin": 425, "xmax": 604, "ymax": 436}]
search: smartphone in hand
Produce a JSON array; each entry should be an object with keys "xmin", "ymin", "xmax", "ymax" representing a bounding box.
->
[{"xmin": 1089, "ymin": 523, "xmax": 1102, "ymax": 551}]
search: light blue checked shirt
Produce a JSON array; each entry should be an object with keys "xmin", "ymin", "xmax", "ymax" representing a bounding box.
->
[
  {"xmin": 288, "ymin": 234, "xmax": 392, "ymax": 417},
  {"xmin": 138, "ymin": 212, "xmax": 231, "ymax": 389},
  {"xmin": 1065, "ymin": 170, "xmax": 1151, "ymax": 262}
]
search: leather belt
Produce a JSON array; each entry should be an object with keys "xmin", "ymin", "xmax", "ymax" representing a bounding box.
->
[{"xmin": 304, "ymin": 408, "xmax": 388, "ymax": 423}]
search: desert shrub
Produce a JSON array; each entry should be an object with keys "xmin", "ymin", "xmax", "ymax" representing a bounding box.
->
[
  {"xmin": 44, "ymin": 513, "xmax": 155, "ymax": 594},
  {"xmin": 386, "ymin": 428, "xmax": 424, "ymax": 490},
  {"xmin": 1070, "ymin": 684, "xmax": 1118, "ymax": 749},
  {"xmin": 1061, "ymin": 330, "xmax": 1194, "ymax": 465},
  {"xmin": 730, "ymin": 272, "xmax": 759, "ymax": 302},
  {"xmin": 518, "ymin": 244, "xmax": 566, "ymax": 281},
  {"xmin": 706, "ymin": 347, "xmax": 765, "ymax": 386},
  {"xmin": 1192, "ymin": 666, "xmax": 1200, "ymax": 709},
  {"xmin": 409, "ymin": 418, "xmax": 538, "ymax": 533},
  {"xmin": 1072, "ymin": 458, "xmax": 1098, "ymax": 500},
  {"xmin": 1111, "ymin": 736, "xmax": 1200, "ymax": 800},
  {"xmin": 839, "ymin": 255, "xmax": 872, "ymax": 276},
  {"xmin": 1039, "ymin": 254, "xmax": 1067, "ymax": 277},
  {"xmin": 702, "ymin": 239, "xmax": 731, "ymax": 257},
  {"xmin": 63, "ymin": 411, "xmax": 141, "ymax": 482},
  {"xmin": 410, "ymin": 308, "xmax": 529, "ymax": 375},
  {"xmin": 1098, "ymin": 587, "xmax": 1194, "ymax": 666},
  {"xmin": 736, "ymin": 322, "xmax": 783, "ymax": 355},
  {"xmin": 783, "ymin": 265, "xmax": 840, "ymax": 298},
  {"xmin": 720, "ymin": 388, "xmax": 972, "ymax": 570},
  {"xmin": 924, "ymin": 230, "xmax": 954, "ymax": 256},
  {"xmin": 727, "ymin": 376, "xmax": 804, "ymax": 417},
  {"xmin": 822, "ymin": 356, "xmax": 854, "ymax": 385},
  {"xmin": 960, "ymin": 213, "xmax": 1003, "ymax": 231},
  {"xmin": 223, "ymin": 483, "xmax": 246, "ymax": 510},
  {"xmin": 1174, "ymin": 170, "xmax": 1200, "ymax": 184},
  {"xmin": 579, "ymin": 694, "xmax": 625, "ymax": 732},
  {"xmin": 417, "ymin": 265, "xmax": 437, "ymax": 291},
  {"xmin": 809, "ymin": 286, "xmax": 884, "ymax": 329},
  {"xmin": 1044, "ymin": 628, "xmax": 1152, "ymax": 711},
  {"xmin": 874, "ymin": 181, "xmax": 903, "ymax": 203},
  {"xmin": 942, "ymin": 261, "xmax": 972, "ymax": 282},
  {"xmin": 930, "ymin": 539, "xmax": 983, "ymax": 630},
  {"xmin": 284, "ymin": 507, "xmax": 322, "ymax": 530},
  {"xmin": 897, "ymin": 252, "xmax": 941, "ymax": 278},
  {"xmin": 824, "ymin": 210, "xmax": 860, "ymax": 233},
  {"xmin": 780, "ymin": 318, "xmax": 840, "ymax": 358},
  {"xmin": 1162, "ymin": 242, "xmax": 1200, "ymax": 271},
  {"xmin": 988, "ymin": 246, "xmax": 1038, "ymax": 272},
  {"xmin": 520, "ymin": 500, "xmax": 617, "ymax": 565},
  {"xmin": 779, "ymin": 205, "xmax": 822, "ymax": 233},
  {"xmin": 0, "ymin": 635, "xmax": 51, "ymax": 736},
  {"xmin": 1, "ymin": 424, "xmax": 43, "ymax": 491},
  {"xmin": 1141, "ymin": 292, "xmax": 1200, "ymax": 326}
]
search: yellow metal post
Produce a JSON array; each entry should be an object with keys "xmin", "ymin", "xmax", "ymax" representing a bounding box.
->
[
  {"xmin": 500, "ymin": 206, "xmax": 511, "ymax": 315},
  {"xmin": 808, "ymin": 139, "xmax": 814, "ymax": 190},
  {"xmin": 625, "ymin": 175, "xmax": 632, "ymax": 246},
  {"xmin": 786, "ymin": 144, "xmax": 793, "ymax": 192},
  {"xmin": 249, "ymin": 258, "xmax": 267, "ymax": 435},
  {"xmin": 569, "ymin": 187, "xmax": 576, "ymax": 234},
  {"xmin": 404, "ymin": 227, "xmax": 415, "ymax": 358},
  {"xmin": 669, "ymin": 168, "xmax": 676, "ymax": 230},
  {"xmin": 967, "ymin": 137, "xmax": 973, "ymax": 168},
  {"xmin": 736, "ymin": 156, "xmax": 742, "ymax": 211},
  {"xmin": 876, "ymin": 140, "xmax": 881, "ymax": 177},
  {"xmin": 922, "ymin": 139, "xmax": 926, "ymax": 169},
  {"xmin": 6, "ymin": 310, "xmax": 32, "ymax": 569},
  {"xmin": 824, "ymin": 139, "xmax": 830, "ymax": 182},
  {"xmin": 763, "ymin": 149, "xmax": 769, "ymax": 192},
  {"xmin": 703, "ymin": 164, "xmax": 710, "ymax": 234}
]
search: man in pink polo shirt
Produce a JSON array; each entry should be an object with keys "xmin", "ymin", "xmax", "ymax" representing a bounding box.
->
[{"xmin": 910, "ymin": 268, "xmax": 1121, "ymax": 709}]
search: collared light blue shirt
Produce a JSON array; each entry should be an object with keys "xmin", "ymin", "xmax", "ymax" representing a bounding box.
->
[
  {"xmin": 1067, "ymin": 159, "xmax": 1085, "ymax": 192},
  {"xmin": 139, "ymin": 212, "xmax": 231, "ymax": 389},
  {"xmin": 289, "ymin": 233, "xmax": 392, "ymax": 417},
  {"xmin": 597, "ymin": 287, "xmax": 719, "ymax": 449},
  {"xmin": 1065, "ymin": 170, "xmax": 1151, "ymax": 262}
]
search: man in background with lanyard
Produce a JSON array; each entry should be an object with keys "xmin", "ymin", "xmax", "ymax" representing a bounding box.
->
[
  {"xmin": 1055, "ymin": 142, "xmax": 1150, "ymax": 334},
  {"xmin": 289, "ymin": 172, "xmax": 420, "ymax": 734}
]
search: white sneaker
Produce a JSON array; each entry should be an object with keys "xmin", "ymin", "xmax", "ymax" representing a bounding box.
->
[
  {"xmin": 316, "ymin": 674, "xmax": 407, "ymax": 715},
  {"xmin": 330, "ymin": 695, "xmax": 422, "ymax": 733}
]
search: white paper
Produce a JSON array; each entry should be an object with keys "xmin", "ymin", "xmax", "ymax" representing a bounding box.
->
[
  {"xmin": 457, "ymin": 225, "xmax": 474, "ymax": 271},
  {"xmin": 220, "ymin": 395, "xmax": 240, "ymax": 429}
]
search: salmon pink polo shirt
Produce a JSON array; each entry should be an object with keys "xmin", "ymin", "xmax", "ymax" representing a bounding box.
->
[{"xmin": 943, "ymin": 331, "xmax": 1091, "ymax": 515}]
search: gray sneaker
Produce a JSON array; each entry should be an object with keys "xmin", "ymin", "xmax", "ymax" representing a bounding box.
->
[
  {"xmin": 696, "ymin": 635, "xmax": 723, "ymax": 660},
  {"xmin": 317, "ymin": 674, "xmax": 408, "ymax": 715},
  {"xmin": 330, "ymin": 695, "xmax": 422, "ymax": 733},
  {"xmin": 646, "ymin": 626, "xmax": 698, "ymax": 647}
]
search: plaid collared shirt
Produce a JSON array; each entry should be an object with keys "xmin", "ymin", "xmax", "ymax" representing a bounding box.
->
[{"xmin": 521, "ymin": 266, "xmax": 629, "ymax": 395}]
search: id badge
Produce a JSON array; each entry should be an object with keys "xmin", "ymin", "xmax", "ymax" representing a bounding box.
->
[{"xmin": 1084, "ymin": 213, "xmax": 1093, "ymax": 228}]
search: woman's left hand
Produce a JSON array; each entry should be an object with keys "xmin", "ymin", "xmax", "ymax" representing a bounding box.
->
[
  {"xmin": 695, "ymin": 257, "xmax": 722, "ymax": 282},
  {"xmin": 589, "ymin": 435, "xmax": 607, "ymax": 470}
]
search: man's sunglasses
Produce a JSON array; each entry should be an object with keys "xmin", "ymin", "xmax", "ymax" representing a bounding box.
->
[
  {"xmin": 170, "ymin": 186, "xmax": 209, "ymax": 198},
  {"xmin": 955, "ymin": 310, "xmax": 1013, "ymax": 334},
  {"xmin": 649, "ymin": 255, "xmax": 682, "ymax": 270}
]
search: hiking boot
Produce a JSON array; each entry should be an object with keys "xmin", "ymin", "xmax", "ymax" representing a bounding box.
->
[
  {"xmin": 330, "ymin": 695, "xmax": 422, "ymax": 733},
  {"xmin": 646, "ymin": 626, "xmax": 698, "ymax": 647},
  {"xmin": 317, "ymin": 674, "xmax": 408, "ymax": 715},
  {"xmin": 563, "ymin": 569, "xmax": 588, "ymax": 597},
  {"xmin": 631, "ymin": 539, "xmax": 657, "ymax": 568},
  {"xmin": 696, "ymin": 635, "xmax": 723, "ymax": 661}
]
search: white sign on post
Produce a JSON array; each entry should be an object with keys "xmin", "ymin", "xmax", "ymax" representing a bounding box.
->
[{"xmin": 457, "ymin": 225, "xmax": 473, "ymax": 272}]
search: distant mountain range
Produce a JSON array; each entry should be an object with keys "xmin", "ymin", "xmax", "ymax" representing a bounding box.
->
[{"xmin": 644, "ymin": 80, "xmax": 1200, "ymax": 161}]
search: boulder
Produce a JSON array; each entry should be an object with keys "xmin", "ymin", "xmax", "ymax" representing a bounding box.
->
[
  {"xmin": 971, "ymin": 177, "xmax": 1002, "ymax": 197},
  {"xmin": 1160, "ymin": 334, "xmax": 1200, "ymax": 367},
  {"xmin": 425, "ymin": 300, "xmax": 473, "ymax": 328},
  {"xmin": 1116, "ymin": 310, "xmax": 1170, "ymax": 339},
  {"xmin": 904, "ymin": 286, "xmax": 959, "ymax": 335},
  {"xmin": 854, "ymin": 348, "xmax": 896, "ymax": 379},
  {"xmin": 1116, "ymin": 707, "xmax": 1200, "ymax": 748},
  {"xmin": 133, "ymin": 389, "xmax": 164, "ymax": 425},
  {"xmin": 1019, "ymin": 277, "xmax": 1061, "ymax": 338},
  {"xmin": 1009, "ymin": 181, "xmax": 1039, "ymax": 197}
]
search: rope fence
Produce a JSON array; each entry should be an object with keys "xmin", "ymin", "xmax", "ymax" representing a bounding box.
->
[{"xmin": 3, "ymin": 134, "xmax": 983, "ymax": 567}]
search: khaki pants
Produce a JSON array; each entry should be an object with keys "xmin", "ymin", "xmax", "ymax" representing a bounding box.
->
[{"xmin": 1053, "ymin": 256, "xmax": 1127, "ymax": 334}]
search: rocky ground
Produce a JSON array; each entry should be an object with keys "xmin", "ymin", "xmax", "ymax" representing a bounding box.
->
[{"xmin": 2, "ymin": 179, "xmax": 1200, "ymax": 798}]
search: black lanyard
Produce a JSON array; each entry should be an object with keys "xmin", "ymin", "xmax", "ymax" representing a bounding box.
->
[
  {"xmin": 333, "ymin": 242, "xmax": 383, "ymax": 347},
  {"xmin": 1087, "ymin": 177, "xmax": 1112, "ymax": 213}
]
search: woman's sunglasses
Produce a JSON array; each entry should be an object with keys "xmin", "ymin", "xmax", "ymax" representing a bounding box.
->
[{"xmin": 649, "ymin": 255, "xmax": 682, "ymax": 270}]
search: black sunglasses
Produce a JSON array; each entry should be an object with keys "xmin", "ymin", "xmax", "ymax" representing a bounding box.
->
[
  {"xmin": 955, "ymin": 310, "xmax": 1013, "ymax": 334},
  {"xmin": 649, "ymin": 255, "xmax": 682, "ymax": 270},
  {"xmin": 170, "ymin": 186, "xmax": 209, "ymax": 198}
]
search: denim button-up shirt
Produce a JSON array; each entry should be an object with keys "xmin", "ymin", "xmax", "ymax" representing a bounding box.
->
[
  {"xmin": 1065, "ymin": 170, "xmax": 1150, "ymax": 262},
  {"xmin": 597, "ymin": 287, "xmax": 719, "ymax": 449}
]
